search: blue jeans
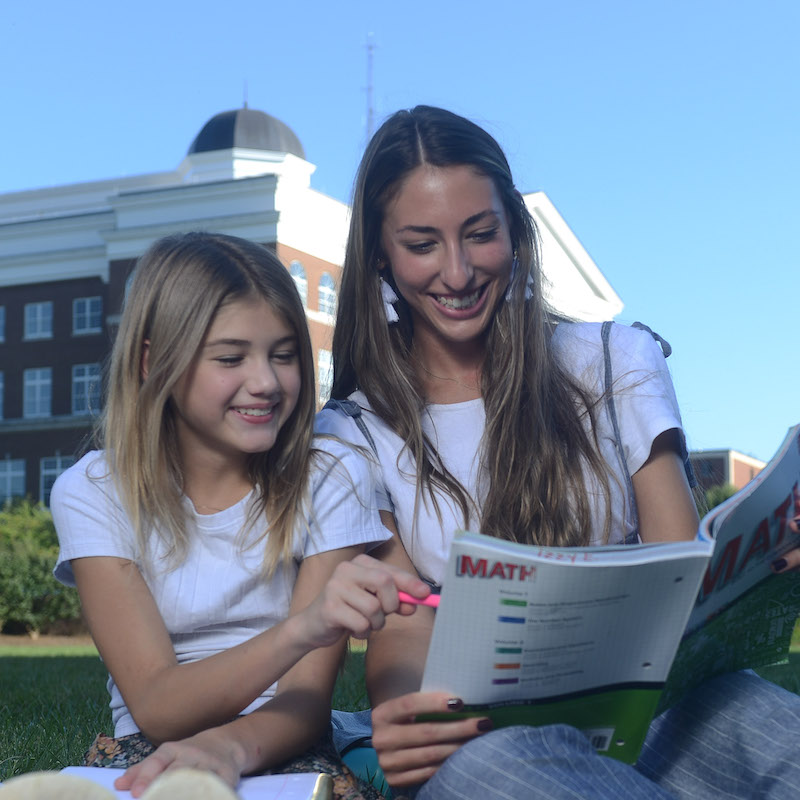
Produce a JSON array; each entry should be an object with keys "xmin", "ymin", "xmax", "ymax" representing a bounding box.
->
[{"xmin": 413, "ymin": 672, "xmax": 800, "ymax": 800}]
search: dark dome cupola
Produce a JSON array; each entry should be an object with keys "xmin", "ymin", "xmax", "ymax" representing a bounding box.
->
[{"xmin": 187, "ymin": 107, "xmax": 305, "ymax": 159}]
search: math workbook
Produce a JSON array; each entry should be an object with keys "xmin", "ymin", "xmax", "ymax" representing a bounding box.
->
[{"xmin": 421, "ymin": 423, "xmax": 800, "ymax": 764}]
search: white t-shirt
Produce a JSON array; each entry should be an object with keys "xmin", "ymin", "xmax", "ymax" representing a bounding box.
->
[
  {"xmin": 51, "ymin": 439, "xmax": 389, "ymax": 737},
  {"xmin": 315, "ymin": 322, "xmax": 687, "ymax": 586}
]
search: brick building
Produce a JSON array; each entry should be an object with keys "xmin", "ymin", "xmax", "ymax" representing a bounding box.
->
[
  {"xmin": 0, "ymin": 107, "xmax": 623, "ymax": 505},
  {"xmin": 689, "ymin": 449, "xmax": 766, "ymax": 492}
]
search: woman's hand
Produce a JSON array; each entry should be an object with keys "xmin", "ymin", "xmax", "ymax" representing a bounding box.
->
[
  {"xmin": 114, "ymin": 727, "xmax": 247, "ymax": 798},
  {"xmin": 290, "ymin": 553, "xmax": 431, "ymax": 649},
  {"xmin": 371, "ymin": 691, "xmax": 492, "ymax": 789},
  {"xmin": 772, "ymin": 513, "xmax": 800, "ymax": 572}
]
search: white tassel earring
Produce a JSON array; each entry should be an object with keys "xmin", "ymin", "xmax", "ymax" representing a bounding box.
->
[
  {"xmin": 380, "ymin": 277, "xmax": 399, "ymax": 324},
  {"xmin": 505, "ymin": 252, "xmax": 534, "ymax": 302}
]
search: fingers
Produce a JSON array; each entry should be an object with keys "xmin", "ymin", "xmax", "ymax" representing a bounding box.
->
[
  {"xmin": 350, "ymin": 553, "xmax": 431, "ymax": 606},
  {"xmin": 114, "ymin": 740, "xmax": 240, "ymax": 798},
  {"xmin": 771, "ymin": 518, "xmax": 800, "ymax": 573},
  {"xmin": 371, "ymin": 692, "xmax": 492, "ymax": 788},
  {"xmin": 772, "ymin": 518, "xmax": 800, "ymax": 573},
  {"xmin": 773, "ymin": 549, "xmax": 800, "ymax": 573},
  {"xmin": 321, "ymin": 557, "xmax": 431, "ymax": 638},
  {"xmin": 115, "ymin": 746, "xmax": 176, "ymax": 797}
]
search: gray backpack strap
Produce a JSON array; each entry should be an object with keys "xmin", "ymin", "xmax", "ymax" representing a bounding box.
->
[
  {"xmin": 601, "ymin": 321, "xmax": 640, "ymax": 544},
  {"xmin": 323, "ymin": 399, "xmax": 379, "ymax": 459},
  {"xmin": 631, "ymin": 321, "xmax": 672, "ymax": 358}
]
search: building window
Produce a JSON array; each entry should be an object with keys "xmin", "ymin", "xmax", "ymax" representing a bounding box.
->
[
  {"xmin": 73, "ymin": 296, "xmax": 102, "ymax": 334},
  {"xmin": 0, "ymin": 306, "xmax": 5, "ymax": 342},
  {"xmin": 318, "ymin": 348, "xmax": 333, "ymax": 405},
  {"xmin": 0, "ymin": 371, "xmax": 3, "ymax": 419},
  {"xmin": 40, "ymin": 455, "xmax": 75, "ymax": 506},
  {"xmin": 72, "ymin": 363, "xmax": 101, "ymax": 415},
  {"xmin": 290, "ymin": 261, "xmax": 308, "ymax": 307},
  {"xmin": 0, "ymin": 458, "xmax": 25, "ymax": 506},
  {"xmin": 24, "ymin": 301, "xmax": 53, "ymax": 340},
  {"xmin": 318, "ymin": 272, "xmax": 336, "ymax": 316},
  {"xmin": 23, "ymin": 367, "xmax": 52, "ymax": 418}
]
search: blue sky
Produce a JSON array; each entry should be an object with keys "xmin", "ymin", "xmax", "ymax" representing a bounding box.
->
[{"xmin": 3, "ymin": 0, "xmax": 798, "ymax": 462}]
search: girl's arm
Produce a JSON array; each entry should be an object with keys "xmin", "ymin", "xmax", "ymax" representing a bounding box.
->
[
  {"xmin": 631, "ymin": 428, "xmax": 700, "ymax": 543},
  {"xmin": 115, "ymin": 547, "xmax": 429, "ymax": 797},
  {"xmin": 72, "ymin": 546, "xmax": 425, "ymax": 745}
]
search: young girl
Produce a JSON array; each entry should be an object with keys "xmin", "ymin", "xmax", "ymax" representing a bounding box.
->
[
  {"xmin": 51, "ymin": 232, "xmax": 428, "ymax": 799},
  {"xmin": 316, "ymin": 106, "xmax": 800, "ymax": 799}
]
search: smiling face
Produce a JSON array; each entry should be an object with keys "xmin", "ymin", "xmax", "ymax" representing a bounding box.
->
[
  {"xmin": 171, "ymin": 296, "xmax": 301, "ymax": 471},
  {"xmin": 380, "ymin": 164, "xmax": 513, "ymax": 361}
]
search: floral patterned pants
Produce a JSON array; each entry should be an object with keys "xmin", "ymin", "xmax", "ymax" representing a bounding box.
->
[{"xmin": 83, "ymin": 730, "xmax": 384, "ymax": 800}]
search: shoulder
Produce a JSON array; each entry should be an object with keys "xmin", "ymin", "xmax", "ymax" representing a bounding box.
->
[
  {"xmin": 303, "ymin": 435, "xmax": 389, "ymax": 554},
  {"xmin": 51, "ymin": 451, "xmax": 135, "ymax": 586},
  {"xmin": 50, "ymin": 450, "xmax": 113, "ymax": 510},
  {"xmin": 310, "ymin": 435, "xmax": 372, "ymax": 485},
  {"xmin": 552, "ymin": 321, "xmax": 670, "ymax": 386},
  {"xmin": 315, "ymin": 392, "xmax": 391, "ymax": 453}
]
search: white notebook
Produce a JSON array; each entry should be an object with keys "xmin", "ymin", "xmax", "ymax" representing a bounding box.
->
[{"xmin": 1, "ymin": 767, "xmax": 333, "ymax": 800}]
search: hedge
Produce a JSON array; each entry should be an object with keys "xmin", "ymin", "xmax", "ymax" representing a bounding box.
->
[{"xmin": 0, "ymin": 499, "xmax": 82, "ymax": 635}]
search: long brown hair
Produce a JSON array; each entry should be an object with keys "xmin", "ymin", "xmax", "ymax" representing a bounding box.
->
[
  {"xmin": 100, "ymin": 232, "xmax": 317, "ymax": 573},
  {"xmin": 332, "ymin": 106, "xmax": 611, "ymax": 547}
]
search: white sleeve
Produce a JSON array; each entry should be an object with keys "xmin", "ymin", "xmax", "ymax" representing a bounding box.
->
[
  {"xmin": 606, "ymin": 324, "xmax": 687, "ymax": 476},
  {"xmin": 50, "ymin": 452, "xmax": 138, "ymax": 587},
  {"xmin": 300, "ymin": 437, "xmax": 391, "ymax": 558},
  {"xmin": 315, "ymin": 405, "xmax": 393, "ymax": 513}
]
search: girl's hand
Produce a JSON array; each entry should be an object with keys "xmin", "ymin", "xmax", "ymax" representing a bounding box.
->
[
  {"xmin": 292, "ymin": 554, "xmax": 430, "ymax": 648},
  {"xmin": 371, "ymin": 691, "xmax": 492, "ymax": 788},
  {"xmin": 114, "ymin": 728, "xmax": 246, "ymax": 798}
]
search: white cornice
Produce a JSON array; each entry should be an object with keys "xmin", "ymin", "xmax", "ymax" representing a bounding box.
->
[
  {"xmin": 0, "ymin": 171, "xmax": 181, "ymax": 224},
  {"xmin": 524, "ymin": 192, "xmax": 623, "ymax": 322},
  {"xmin": 178, "ymin": 149, "xmax": 316, "ymax": 187},
  {"xmin": 0, "ymin": 246, "xmax": 110, "ymax": 285},
  {"xmin": 102, "ymin": 210, "xmax": 281, "ymax": 261},
  {"xmin": 110, "ymin": 175, "xmax": 279, "ymax": 232}
]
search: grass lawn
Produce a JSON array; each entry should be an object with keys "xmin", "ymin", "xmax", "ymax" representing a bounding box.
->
[
  {"xmin": 0, "ymin": 640, "xmax": 369, "ymax": 782},
  {"xmin": 2, "ymin": 637, "xmax": 800, "ymax": 783}
]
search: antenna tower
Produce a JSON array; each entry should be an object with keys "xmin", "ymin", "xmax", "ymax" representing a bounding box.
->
[{"xmin": 366, "ymin": 34, "xmax": 375, "ymax": 140}]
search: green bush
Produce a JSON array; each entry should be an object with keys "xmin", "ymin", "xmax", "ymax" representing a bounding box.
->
[
  {"xmin": 0, "ymin": 499, "xmax": 82, "ymax": 635},
  {"xmin": 705, "ymin": 483, "xmax": 739, "ymax": 512}
]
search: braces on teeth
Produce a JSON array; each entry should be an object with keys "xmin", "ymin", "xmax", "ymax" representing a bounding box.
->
[
  {"xmin": 436, "ymin": 289, "xmax": 481, "ymax": 309},
  {"xmin": 237, "ymin": 407, "xmax": 272, "ymax": 416}
]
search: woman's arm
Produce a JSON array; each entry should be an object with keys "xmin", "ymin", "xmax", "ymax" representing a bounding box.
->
[
  {"xmin": 73, "ymin": 546, "xmax": 423, "ymax": 745},
  {"xmin": 365, "ymin": 513, "xmax": 435, "ymax": 704},
  {"xmin": 367, "ymin": 512, "xmax": 491, "ymax": 789},
  {"xmin": 631, "ymin": 428, "xmax": 699, "ymax": 543}
]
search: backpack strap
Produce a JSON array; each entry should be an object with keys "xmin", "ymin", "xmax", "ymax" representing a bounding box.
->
[
  {"xmin": 322, "ymin": 399, "xmax": 380, "ymax": 459},
  {"xmin": 601, "ymin": 321, "xmax": 641, "ymax": 544}
]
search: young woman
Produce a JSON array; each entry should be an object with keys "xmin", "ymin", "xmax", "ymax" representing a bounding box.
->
[
  {"xmin": 316, "ymin": 106, "xmax": 800, "ymax": 799},
  {"xmin": 51, "ymin": 232, "xmax": 428, "ymax": 799}
]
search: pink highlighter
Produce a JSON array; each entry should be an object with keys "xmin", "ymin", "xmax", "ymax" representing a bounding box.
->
[{"xmin": 398, "ymin": 591, "xmax": 440, "ymax": 608}]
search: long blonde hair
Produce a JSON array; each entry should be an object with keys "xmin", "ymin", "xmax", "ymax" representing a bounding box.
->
[
  {"xmin": 332, "ymin": 106, "xmax": 612, "ymax": 547},
  {"xmin": 99, "ymin": 232, "xmax": 316, "ymax": 573}
]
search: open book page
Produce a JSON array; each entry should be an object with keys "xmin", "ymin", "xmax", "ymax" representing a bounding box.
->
[
  {"xmin": 660, "ymin": 423, "xmax": 800, "ymax": 710},
  {"xmin": 421, "ymin": 532, "xmax": 712, "ymax": 762},
  {"xmin": 59, "ymin": 767, "xmax": 331, "ymax": 800}
]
